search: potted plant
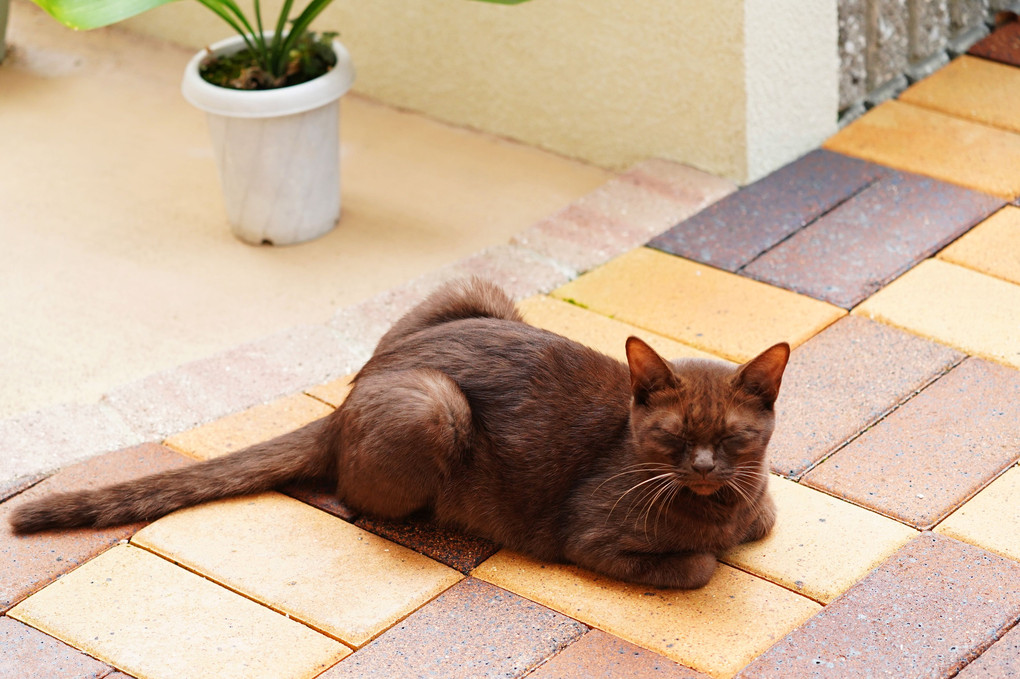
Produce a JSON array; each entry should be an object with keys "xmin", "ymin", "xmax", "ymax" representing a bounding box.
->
[
  {"xmin": 1, "ymin": 0, "xmax": 10, "ymax": 63},
  {"xmin": 26, "ymin": 0, "xmax": 529, "ymax": 245}
]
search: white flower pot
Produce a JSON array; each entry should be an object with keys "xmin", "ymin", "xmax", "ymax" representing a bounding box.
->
[{"xmin": 182, "ymin": 34, "xmax": 355, "ymax": 246}]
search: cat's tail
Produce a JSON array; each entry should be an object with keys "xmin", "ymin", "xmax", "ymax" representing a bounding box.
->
[
  {"xmin": 375, "ymin": 277, "xmax": 524, "ymax": 352},
  {"xmin": 8, "ymin": 415, "xmax": 337, "ymax": 534}
]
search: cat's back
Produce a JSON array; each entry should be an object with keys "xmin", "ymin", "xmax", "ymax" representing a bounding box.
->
[{"xmin": 360, "ymin": 315, "xmax": 632, "ymax": 465}]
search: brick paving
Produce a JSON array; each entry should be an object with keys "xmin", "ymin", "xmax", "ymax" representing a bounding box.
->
[{"xmin": 3, "ymin": 22, "xmax": 1020, "ymax": 679}]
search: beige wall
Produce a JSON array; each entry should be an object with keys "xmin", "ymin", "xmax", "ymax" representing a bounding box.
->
[{"xmin": 126, "ymin": 0, "xmax": 837, "ymax": 184}]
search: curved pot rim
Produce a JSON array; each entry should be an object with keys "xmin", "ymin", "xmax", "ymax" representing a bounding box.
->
[{"xmin": 181, "ymin": 33, "xmax": 355, "ymax": 119}]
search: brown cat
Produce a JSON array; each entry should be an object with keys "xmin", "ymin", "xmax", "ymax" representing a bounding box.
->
[{"xmin": 10, "ymin": 279, "xmax": 788, "ymax": 589}]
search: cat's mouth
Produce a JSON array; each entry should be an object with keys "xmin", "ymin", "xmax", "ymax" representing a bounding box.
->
[{"xmin": 686, "ymin": 481, "xmax": 721, "ymax": 496}]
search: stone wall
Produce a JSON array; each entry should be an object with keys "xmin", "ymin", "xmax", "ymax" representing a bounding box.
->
[{"xmin": 839, "ymin": 0, "xmax": 1019, "ymax": 118}]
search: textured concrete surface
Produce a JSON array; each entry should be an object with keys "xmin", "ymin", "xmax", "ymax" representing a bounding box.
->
[
  {"xmin": 513, "ymin": 159, "xmax": 736, "ymax": 275},
  {"xmin": 955, "ymin": 622, "xmax": 1020, "ymax": 678},
  {"xmin": 0, "ymin": 0, "xmax": 612, "ymax": 424}
]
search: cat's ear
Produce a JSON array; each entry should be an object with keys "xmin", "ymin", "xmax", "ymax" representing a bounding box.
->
[
  {"xmin": 626, "ymin": 337, "xmax": 676, "ymax": 405},
  {"xmin": 734, "ymin": 342, "xmax": 790, "ymax": 408}
]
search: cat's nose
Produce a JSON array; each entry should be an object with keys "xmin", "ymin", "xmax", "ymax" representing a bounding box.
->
[{"xmin": 691, "ymin": 447, "xmax": 716, "ymax": 476}]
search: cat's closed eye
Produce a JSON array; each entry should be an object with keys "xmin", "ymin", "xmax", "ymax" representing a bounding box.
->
[{"xmin": 720, "ymin": 431, "xmax": 761, "ymax": 455}]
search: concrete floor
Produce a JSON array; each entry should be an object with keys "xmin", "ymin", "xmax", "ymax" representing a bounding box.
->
[{"xmin": 0, "ymin": 0, "xmax": 611, "ymax": 421}]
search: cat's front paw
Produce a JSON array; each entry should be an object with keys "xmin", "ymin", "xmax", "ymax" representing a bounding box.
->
[{"xmin": 741, "ymin": 494, "xmax": 776, "ymax": 543}]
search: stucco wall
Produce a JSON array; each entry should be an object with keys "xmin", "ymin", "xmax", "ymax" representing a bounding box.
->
[
  {"xmin": 125, "ymin": 0, "xmax": 838, "ymax": 184},
  {"xmin": 745, "ymin": 0, "xmax": 839, "ymax": 181}
]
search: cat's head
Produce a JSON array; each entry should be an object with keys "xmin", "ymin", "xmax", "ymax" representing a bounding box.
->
[{"xmin": 625, "ymin": 337, "xmax": 790, "ymax": 497}]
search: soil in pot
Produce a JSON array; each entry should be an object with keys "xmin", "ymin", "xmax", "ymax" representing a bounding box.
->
[{"xmin": 200, "ymin": 31, "xmax": 338, "ymax": 90}]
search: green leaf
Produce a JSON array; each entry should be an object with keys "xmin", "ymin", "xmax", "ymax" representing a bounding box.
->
[{"xmin": 29, "ymin": 0, "xmax": 178, "ymax": 30}]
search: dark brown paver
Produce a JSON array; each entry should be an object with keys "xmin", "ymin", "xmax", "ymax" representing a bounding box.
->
[
  {"xmin": 528, "ymin": 630, "xmax": 708, "ymax": 679},
  {"xmin": 736, "ymin": 533, "xmax": 1020, "ymax": 679},
  {"xmin": 742, "ymin": 171, "xmax": 1003, "ymax": 308},
  {"xmin": 802, "ymin": 358, "xmax": 1020, "ymax": 529},
  {"xmin": 647, "ymin": 150, "xmax": 888, "ymax": 271},
  {"xmin": 969, "ymin": 20, "xmax": 1020, "ymax": 67},
  {"xmin": 0, "ymin": 615, "xmax": 113, "ymax": 679},
  {"xmin": 0, "ymin": 443, "xmax": 190, "ymax": 612},
  {"xmin": 282, "ymin": 479, "xmax": 357, "ymax": 521},
  {"xmin": 286, "ymin": 479, "xmax": 498, "ymax": 573},
  {"xmin": 319, "ymin": 577, "xmax": 587, "ymax": 678},
  {"xmin": 355, "ymin": 515, "xmax": 498, "ymax": 574},
  {"xmin": 956, "ymin": 622, "xmax": 1020, "ymax": 678},
  {"xmin": 770, "ymin": 316, "xmax": 963, "ymax": 478}
]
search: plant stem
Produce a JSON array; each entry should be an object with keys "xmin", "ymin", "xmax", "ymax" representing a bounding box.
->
[{"xmin": 274, "ymin": 0, "xmax": 334, "ymax": 73}]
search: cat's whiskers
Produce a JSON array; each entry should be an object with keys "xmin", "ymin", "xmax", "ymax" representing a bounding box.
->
[
  {"xmin": 726, "ymin": 464, "xmax": 766, "ymax": 505},
  {"xmin": 595, "ymin": 460, "xmax": 673, "ymax": 491},
  {"xmin": 608, "ymin": 472, "xmax": 676, "ymax": 525},
  {"xmin": 637, "ymin": 476, "xmax": 673, "ymax": 538},
  {"xmin": 653, "ymin": 481, "xmax": 683, "ymax": 539},
  {"xmin": 592, "ymin": 463, "xmax": 675, "ymax": 496},
  {"xmin": 642, "ymin": 475, "xmax": 683, "ymax": 542},
  {"xmin": 622, "ymin": 475, "xmax": 673, "ymax": 524}
]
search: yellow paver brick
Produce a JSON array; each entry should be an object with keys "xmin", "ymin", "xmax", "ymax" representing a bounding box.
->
[
  {"xmin": 8, "ymin": 544, "xmax": 348, "ymax": 679},
  {"xmin": 938, "ymin": 206, "xmax": 1020, "ymax": 286},
  {"xmin": 517, "ymin": 295, "xmax": 725, "ymax": 364},
  {"xmin": 853, "ymin": 259, "xmax": 1020, "ymax": 369},
  {"xmin": 132, "ymin": 493, "xmax": 463, "ymax": 647},
  {"xmin": 474, "ymin": 550, "xmax": 820, "ymax": 679},
  {"xmin": 824, "ymin": 100, "xmax": 1020, "ymax": 200},
  {"xmin": 899, "ymin": 55, "xmax": 1020, "ymax": 135},
  {"xmin": 164, "ymin": 392, "xmax": 333, "ymax": 460},
  {"xmin": 551, "ymin": 248, "xmax": 844, "ymax": 363},
  {"xmin": 723, "ymin": 476, "xmax": 918, "ymax": 603},
  {"xmin": 936, "ymin": 464, "xmax": 1020, "ymax": 563},
  {"xmin": 305, "ymin": 373, "xmax": 357, "ymax": 408}
]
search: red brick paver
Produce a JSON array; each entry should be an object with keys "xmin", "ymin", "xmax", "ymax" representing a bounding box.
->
[
  {"xmin": 802, "ymin": 358, "xmax": 1020, "ymax": 529},
  {"xmin": 0, "ymin": 444, "xmax": 189, "ymax": 612},
  {"xmin": 742, "ymin": 171, "xmax": 1002, "ymax": 308},
  {"xmin": 770, "ymin": 316, "xmax": 963, "ymax": 478},
  {"xmin": 956, "ymin": 622, "xmax": 1020, "ymax": 678},
  {"xmin": 737, "ymin": 534, "xmax": 1020, "ymax": 678},
  {"xmin": 527, "ymin": 629, "xmax": 708, "ymax": 679},
  {"xmin": 968, "ymin": 19, "xmax": 1020, "ymax": 67},
  {"xmin": 0, "ymin": 616, "xmax": 114, "ymax": 679},
  {"xmin": 649, "ymin": 150, "xmax": 887, "ymax": 272},
  {"xmin": 319, "ymin": 578, "xmax": 587, "ymax": 678}
]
